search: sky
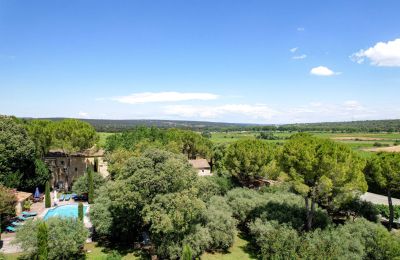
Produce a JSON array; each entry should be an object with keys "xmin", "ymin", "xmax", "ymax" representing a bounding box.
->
[{"xmin": 0, "ymin": 0, "xmax": 400, "ymax": 124}]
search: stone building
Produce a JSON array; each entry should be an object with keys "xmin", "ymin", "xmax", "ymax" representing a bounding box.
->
[
  {"xmin": 189, "ymin": 158, "xmax": 212, "ymax": 176},
  {"xmin": 44, "ymin": 148, "xmax": 109, "ymax": 191}
]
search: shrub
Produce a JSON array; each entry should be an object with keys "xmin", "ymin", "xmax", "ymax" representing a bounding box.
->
[
  {"xmin": 374, "ymin": 204, "xmax": 400, "ymax": 219},
  {"xmin": 45, "ymin": 181, "xmax": 51, "ymax": 208},
  {"xmin": 14, "ymin": 218, "xmax": 88, "ymax": 259},
  {"xmin": 37, "ymin": 222, "xmax": 48, "ymax": 260}
]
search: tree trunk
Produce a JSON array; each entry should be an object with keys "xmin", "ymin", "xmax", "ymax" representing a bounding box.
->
[
  {"xmin": 305, "ymin": 196, "xmax": 316, "ymax": 231},
  {"xmin": 388, "ymin": 189, "xmax": 394, "ymax": 230}
]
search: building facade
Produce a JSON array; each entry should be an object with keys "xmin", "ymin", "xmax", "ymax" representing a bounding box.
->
[
  {"xmin": 189, "ymin": 158, "xmax": 212, "ymax": 176},
  {"xmin": 44, "ymin": 148, "xmax": 109, "ymax": 191}
]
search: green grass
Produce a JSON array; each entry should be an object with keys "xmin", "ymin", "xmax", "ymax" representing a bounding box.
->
[
  {"xmin": 210, "ymin": 131, "xmax": 400, "ymax": 158},
  {"xmin": 201, "ymin": 235, "xmax": 255, "ymax": 260},
  {"xmin": 98, "ymin": 132, "xmax": 113, "ymax": 147}
]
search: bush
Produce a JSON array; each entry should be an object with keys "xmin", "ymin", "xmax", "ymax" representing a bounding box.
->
[
  {"xmin": 0, "ymin": 185, "xmax": 17, "ymax": 230},
  {"xmin": 45, "ymin": 181, "xmax": 51, "ymax": 208},
  {"xmin": 205, "ymin": 196, "xmax": 237, "ymax": 251},
  {"xmin": 374, "ymin": 204, "xmax": 400, "ymax": 219},
  {"xmin": 14, "ymin": 218, "xmax": 88, "ymax": 259}
]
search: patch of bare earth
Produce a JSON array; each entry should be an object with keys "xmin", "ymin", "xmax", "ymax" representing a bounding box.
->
[
  {"xmin": 331, "ymin": 137, "xmax": 385, "ymax": 141},
  {"xmin": 363, "ymin": 146, "xmax": 400, "ymax": 152}
]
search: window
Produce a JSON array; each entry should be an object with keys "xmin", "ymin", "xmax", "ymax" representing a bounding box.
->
[{"xmin": 75, "ymin": 167, "xmax": 78, "ymax": 172}]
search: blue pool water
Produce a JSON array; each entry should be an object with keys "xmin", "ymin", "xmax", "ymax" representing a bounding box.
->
[{"xmin": 44, "ymin": 204, "xmax": 88, "ymax": 220}]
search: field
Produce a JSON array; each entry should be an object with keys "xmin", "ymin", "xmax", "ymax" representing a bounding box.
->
[{"xmin": 210, "ymin": 131, "xmax": 400, "ymax": 157}]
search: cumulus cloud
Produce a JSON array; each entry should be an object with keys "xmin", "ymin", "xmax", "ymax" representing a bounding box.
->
[
  {"xmin": 77, "ymin": 112, "xmax": 89, "ymax": 118},
  {"xmin": 164, "ymin": 104, "xmax": 279, "ymax": 120},
  {"xmin": 310, "ymin": 66, "xmax": 339, "ymax": 76},
  {"xmin": 292, "ymin": 54, "xmax": 307, "ymax": 60},
  {"xmin": 161, "ymin": 100, "xmax": 386, "ymax": 123},
  {"xmin": 111, "ymin": 92, "xmax": 219, "ymax": 104},
  {"xmin": 351, "ymin": 38, "xmax": 400, "ymax": 67},
  {"xmin": 290, "ymin": 47, "xmax": 298, "ymax": 53}
]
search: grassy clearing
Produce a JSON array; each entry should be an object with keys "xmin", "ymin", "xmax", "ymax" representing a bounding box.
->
[
  {"xmin": 98, "ymin": 132, "xmax": 113, "ymax": 147},
  {"xmin": 201, "ymin": 235, "xmax": 255, "ymax": 260}
]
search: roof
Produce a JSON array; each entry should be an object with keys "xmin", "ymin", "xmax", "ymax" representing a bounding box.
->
[
  {"xmin": 360, "ymin": 192, "xmax": 400, "ymax": 206},
  {"xmin": 15, "ymin": 191, "xmax": 32, "ymax": 202},
  {"xmin": 189, "ymin": 159, "xmax": 210, "ymax": 169},
  {"xmin": 47, "ymin": 147, "xmax": 105, "ymax": 157}
]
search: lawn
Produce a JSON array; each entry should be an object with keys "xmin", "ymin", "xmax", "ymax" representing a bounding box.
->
[{"xmin": 201, "ymin": 235, "xmax": 255, "ymax": 260}]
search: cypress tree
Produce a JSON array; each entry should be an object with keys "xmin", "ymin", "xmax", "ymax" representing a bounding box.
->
[
  {"xmin": 37, "ymin": 222, "xmax": 48, "ymax": 260},
  {"xmin": 78, "ymin": 202, "xmax": 84, "ymax": 221},
  {"xmin": 45, "ymin": 181, "xmax": 51, "ymax": 208},
  {"xmin": 181, "ymin": 244, "xmax": 193, "ymax": 260},
  {"xmin": 88, "ymin": 169, "xmax": 94, "ymax": 204}
]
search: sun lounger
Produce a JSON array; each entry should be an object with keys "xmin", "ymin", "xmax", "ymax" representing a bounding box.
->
[
  {"xmin": 22, "ymin": 211, "xmax": 37, "ymax": 217},
  {"xmin": 59, "ymin": 194, "xmax": 65, "ymax": 201},
  {"xmin": 12, "ymin": 221, "xmax": 23, "ymax": 226},
  {"xmin": 65, "ymin": 194, "xmax": 71, "ymax": 201},
  {"xmin": 17, "ymin": 215, "xmax": 33, "ymax": 221},
  {"xmin": 6, "ymin": 226, "xmax": 16, "ymax": 232}
]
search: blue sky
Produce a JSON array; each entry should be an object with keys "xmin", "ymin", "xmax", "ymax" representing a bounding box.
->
[{"xmin": 0, "ymin": 0, "xmax": 399, "ymax": 124}]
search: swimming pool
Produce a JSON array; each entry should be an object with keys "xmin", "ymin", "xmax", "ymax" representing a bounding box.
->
[{"xmin": 44, "ymin": 204, "xmax": 88, "ymax": 220}]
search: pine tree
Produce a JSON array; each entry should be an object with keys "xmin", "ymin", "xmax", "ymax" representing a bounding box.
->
[
  {"xmin": 78, "ymin": 202, "xmax": 84, "ymax": 221},
  {"xmin": 45, "ymin": 181, "xmax": 51, "ymax": 208},
  {"xmin": 37, "ymin": 222, "xmax": 48, "ymax": 260},
  {"xmin": 181, "ymin": 244, "xmax": 193, "ymax": 260},
  {"xmin": 88, "ymin": 169, "xmax": 94, "ymax": 204}
]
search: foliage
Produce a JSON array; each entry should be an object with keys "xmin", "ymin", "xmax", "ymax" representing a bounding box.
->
[
  {"xmin": 280, "ymin": 133, "xmax": 367, "ymax": 230},
  {"xmin": 45, "ymin": 181, "xmax": 51, "ymax": 208},
  {"xmin": 52, "ymin": 119, "xmax": 99, "ymax": 154},
  {"xmin": 88, "ymin": 169, "xmax": 95, "ymax": 204},
  {"xmin": 37, "ymin": 222, "xmax": 48, "ymax": 260},
  {"xmin": 224, "ymin": 139, "xmax": 277, "ymax": 186},
  {"xmin": 205, "ymin": 196, "xmax": 237, "ymax": 251},
  {"xmin": 181, "ymin": 244, "xmax": 193, "ymax": 260},
  {"xmin": 26, "ymin": 119, "xmax": 54, "ymax": 158},
  {"xmin": 374, "ymin": 204, "xmax": 400, "ymax": 219},
  {"xmin": 337, "ymin": 198, "xmax": 379, "ymax": 222},
  {"xmin": 72, "ymin": 169, "xmax": 105, "ymax": 195},
  {"xmin": 106, "ymin": 251, "xmax": 123, "ymax": 260},
  {"xmin": 0, "ymin": 116, "xmax": 35, "ymax": 189},
  {"xmin": 0, "ymin": 185, "xmax": 17, "ymax": 229},
  {"xmin": 365, "ymin": 152, "xmax": 400, "ymax": 229},
  {"xmin": 23, "ymin": 199, "xmax": 33, "ymax": 211},
  {"xmin": 78, "ymin": 202, "xmax": 84, "ymax": 221},
  {"xmin": 105, "ymin": 126, "xmax": 212, "ymax": 160},
  {"xmin": 226, "ymin": 187, "xmax": 330, "ymax": 231},
  {"xmin": 14, "ymin": 218, "xmax": 88, "ymax": 259}
]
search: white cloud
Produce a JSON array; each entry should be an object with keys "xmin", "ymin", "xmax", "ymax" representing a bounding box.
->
[
  {"xmin": 111, "ymin": 92, "xmax": 219, "ymax": 104},
  {"xmin": 351, "ymin": 38, "xmax": 400, "ymax": 67},
  {"xmin": 310, "ymin": 66, "xmax": 338, "ymax": 76},
  {"xmin": 164, "ymin": 104, "xmax": 279, "ymax": 120},
  {"xmin": 290, "ymin": 47, "xmax": 298, "ymax": 53},
  {"xmin": 77, "ymin": 112, "xmax": 89, "ymax": 118},
  {"xmin": 343, "ymin": 100, "xmax": 365, "ymax": 111},
  {"xmin": 292, "ymin": 54, "xmax": 307, "ymax": 60},
  {"xmin": 297, "ymin": 27, "xmax": 305, "ymax": 31}
]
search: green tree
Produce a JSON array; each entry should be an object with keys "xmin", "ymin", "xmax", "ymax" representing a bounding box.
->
[
  {"xmin": 224, "ymin": 139, "xmax": 277, "ymax": 186},
  {"xmin": 72, "ymin": 170, "xmax": 105, "ymax": 195},
  {"xmin": 26, "ymin": 119, "xmax": 54, "ymax": 158},
  {"xmin": 0, "ymin": 185, "xmax": 17, "ymax": 233},
  {"xmin": 37, "ymin": 222, "xmax": 48, "ymax": 260},
  {"xmin": 45, "ymin": 181, "xmax": 51, "ymax": 208},
  {"xmin": 87, "ymin": 169, "xmax": 95, "ymax": 204},
  {"xmin": 52, "ymin": 119, "xmax": 99, "ymax": 190},
  {"xmin": 78, "ymin": 202, "xmax": 84, "ymax": 221},
  {"xmin": 0, "ymin": 116, "xmax": 35, "ymax": 188},
  {"xmin": 280, "ymin": 133, "xmax": 367, "ymax": 230},
  {"xmin": 14, "ymin": 218, "xmax": 88, "ymax": 259},
  {"xmin": 181, "ymin": 244, "xmax": 193, "ymax": 260},
  {"xmin": 365, "ymin": 152, "xmax": 400, "ymax": 230}
]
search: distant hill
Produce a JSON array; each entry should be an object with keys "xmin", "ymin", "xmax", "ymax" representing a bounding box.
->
[
  {"xmin": 25, "ymin": 118, "xmax": 262, "ymax": 132},
  {"xmin": 23, "ymin": 118, "xmax": 400, "ymax": 132}
]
